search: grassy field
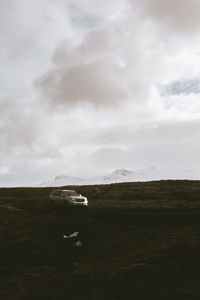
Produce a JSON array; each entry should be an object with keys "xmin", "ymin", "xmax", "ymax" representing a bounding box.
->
[{"xmin": 1, "ymin": 180, "xmax": 200, "ymax": 299}]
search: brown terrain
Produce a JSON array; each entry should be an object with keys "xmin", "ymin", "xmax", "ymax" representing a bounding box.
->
[{"xmin": 1, "ymin": 180, "xmax": 200, "ymax": 299}]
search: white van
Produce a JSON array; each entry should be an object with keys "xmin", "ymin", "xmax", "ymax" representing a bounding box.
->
[{"xmin": 50, "ymin": 189, "xmax": 88, "ymax": 208}]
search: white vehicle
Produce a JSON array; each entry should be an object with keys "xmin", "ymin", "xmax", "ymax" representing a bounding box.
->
[{"xmin": 50, "ymin": 189, "xmax": 88, "ymax": 208}]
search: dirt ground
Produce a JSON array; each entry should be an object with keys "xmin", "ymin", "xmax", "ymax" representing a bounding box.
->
[{"xmin": 1, "ymin": 183, "xmax": 200, "ymax": 299}]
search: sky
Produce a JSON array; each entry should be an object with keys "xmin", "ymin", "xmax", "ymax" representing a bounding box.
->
[{"xmin": 1, "ymin": 0, "xmax": 200, "ymax": 186}]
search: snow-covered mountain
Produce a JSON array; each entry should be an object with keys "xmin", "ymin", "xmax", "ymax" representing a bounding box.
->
[
  {"xmin": 39, "ymin": 167, "xmax": 200, "ymax": 187},
  {"xmin": 41, "ymin": 175, "xmax": 84, "ymax": 186}
]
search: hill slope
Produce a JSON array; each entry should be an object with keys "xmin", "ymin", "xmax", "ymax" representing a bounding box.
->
[{"xmin": 1, "ymin": 180, "xmax": 200, "ymax": 299}]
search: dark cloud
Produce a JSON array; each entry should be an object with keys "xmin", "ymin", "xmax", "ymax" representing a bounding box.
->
[
  {"xmin": 133, "ymin": 0, "xmax": 200, "ymax": 34},
  {"xmin": 36, "ymin": 17, "xmax": 159, "ymax": 108},
  {"xmin": 37, "ymin": 61, "xmax": 127, "ymax": 106},
  {"xmin": 36, "ymin": 28, "xmax": 130, "ymax": 107}
]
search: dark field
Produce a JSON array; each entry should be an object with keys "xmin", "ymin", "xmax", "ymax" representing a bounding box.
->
[{"xmin": 1, "ymin": 180, "xmax": 200, "ymax": 299}]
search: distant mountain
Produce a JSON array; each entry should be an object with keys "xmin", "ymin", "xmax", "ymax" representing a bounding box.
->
[
  {"xmin": 103, "ymin": 167, "xmax": 158, "ymax": 182},
  {"xmin": 38, "ymin": 167, "xmax": 200, "ymax": 187},
  {"xmin": 40, "ymin": 174, "xmax": 84, "ymax": 187}
]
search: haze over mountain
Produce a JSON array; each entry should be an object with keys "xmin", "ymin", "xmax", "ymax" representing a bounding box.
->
[{"xmin": 39, "ymin": 167, "xmax": 200, "ymax": 187}]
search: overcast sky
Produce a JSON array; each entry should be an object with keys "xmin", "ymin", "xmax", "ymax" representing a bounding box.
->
[{"xmin": 1, "ymin": 0, "xmax": 200, "ymax": 185}]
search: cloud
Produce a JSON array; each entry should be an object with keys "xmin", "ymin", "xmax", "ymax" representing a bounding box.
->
[
  {"xmin": 36, "ymin": 0, "xmax": 200, "ymax": 109},
  {"xmin": 36, "ymin": 12, "xmax": 163, "ymax": 108},
  {"xmin": 88, "ymin": 118, "xmax": 200, "ymax": 171},
  {"xmin": 0, "ymin": 166, "xmax": 11, "ymax": 175},
  {"xmin": 37, "ymin": 60, "xmax": 128, "ymax": 107},
  {"xmin": 0, "ymin": 93, "xmax": 61, "ymax": 159},
  {"xmin": 132, "ymin": 0, "xmax": 200, "ymax": 34},
  {"xmin": 36, "ymin": 28, "xmax": 129, "ymax": 107},
  {"xmin": 0, "ymin": 0, "xmax": 73, "ymax": 91}
]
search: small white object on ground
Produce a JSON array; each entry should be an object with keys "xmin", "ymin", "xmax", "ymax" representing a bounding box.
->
[
  {"xmin": 63, "ymin": 231, "xmax": 79, "ymax": 239},
  {"xmin": 75, "ymin": 241, "xmax": 82, "ymax": 247}
]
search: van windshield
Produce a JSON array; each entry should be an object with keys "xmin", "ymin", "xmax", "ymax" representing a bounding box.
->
[{"xmin": 66, "ymin": 191, "xmax": 79, "ymax": 196}]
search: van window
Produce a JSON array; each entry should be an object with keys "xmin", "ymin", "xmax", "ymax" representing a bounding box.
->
[
  {"xmin": 66, "ymin": 191, "xmax": 79, "ymax": 196},
  {"xmin": 53, "ymin": 190, "xmax": 61, "ymax": 196}
]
